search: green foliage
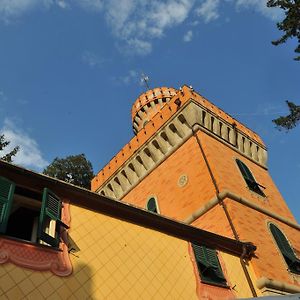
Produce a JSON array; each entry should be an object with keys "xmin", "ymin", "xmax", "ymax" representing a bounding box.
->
[
  {"xmin": 0, "ymin": 134, "xmax": 19, "ymax": 163},
  {"xmin": 272, "ymin": 101, "xmax": 300, "ymax": 130},
  {"xmin": 43, "ymin": 154, "xmax": 94, "ymax": 189},
  {"xmin": 267, "ymin": 0, "xmax": 300, "ymax": 61}
]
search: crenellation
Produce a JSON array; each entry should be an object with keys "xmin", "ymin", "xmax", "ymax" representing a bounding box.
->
[{"xmin": 93, "ymin": 88, "xmax": 268, "ymax": 194}]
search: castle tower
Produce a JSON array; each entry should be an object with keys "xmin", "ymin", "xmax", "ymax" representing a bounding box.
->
[{"xmin": 92, "ymin": 85, "xmax": 300, "ymax": 296}]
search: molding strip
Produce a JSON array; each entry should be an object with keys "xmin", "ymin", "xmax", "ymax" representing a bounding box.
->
[{"xmin": 184, "ymin": 190, "xmax": 300, "ymax": 231}]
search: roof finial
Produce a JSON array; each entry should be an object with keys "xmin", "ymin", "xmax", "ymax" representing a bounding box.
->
[{"xmin": 140, "ymin": 72, "xmax": 150, "ymax": 90}]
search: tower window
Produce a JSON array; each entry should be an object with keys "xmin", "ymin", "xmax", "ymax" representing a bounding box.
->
[
  {"xmin": 192, "ymin": 243, "xmax": 227, "ymax": 287},
  {"xmin": 146, "ymin": 197, "xmax": 159, "ymax": 213},
  {"xmin": 236, "ymin": 159, "xmax": 265, "ymax": 197},
  {"xmin": 270, "ymin": 223, "xmax": 300, "ymax": 275}
]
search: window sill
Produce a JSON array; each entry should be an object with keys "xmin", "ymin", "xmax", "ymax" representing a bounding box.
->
[
  {"xmin": 0, "ymin": 234, "xmax": 72, "ymax": 276},
  {"xmin": 0, "ymin": 233, "xmax": 62, "ymax": 252},
  {"xmin": 200, "ymin": 280, "xmax": 229, "ymax": 289}
]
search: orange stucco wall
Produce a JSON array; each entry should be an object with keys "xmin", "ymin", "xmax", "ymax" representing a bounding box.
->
[
  {"xmin": 121, "ymin": 126, "xmax": 300, "ymax": 292},
  {"xmin": 197, "ymin": 131, "xmax": 296, "ymax": 221},
  {"xmin": 122, "ymin": 135, "xmax": 216, "ymax": 221}
]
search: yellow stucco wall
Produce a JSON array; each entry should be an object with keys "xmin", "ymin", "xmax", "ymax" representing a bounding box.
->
[{"xmin": 0, "ymin": 204, "xmax": 201, "ymax": 299}]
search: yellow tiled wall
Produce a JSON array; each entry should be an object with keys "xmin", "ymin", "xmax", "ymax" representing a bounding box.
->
[{"xmin": 1, "ymin": 204, "xmax": 200, "ymax": 299}]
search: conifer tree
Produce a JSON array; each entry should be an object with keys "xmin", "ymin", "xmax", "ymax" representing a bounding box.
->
[
  {"xmin": 0, "ymin": 134, "xmax": 19, "ymax": 163},
  {"xmin": 267, "ymin": 1, "xmax": 300, "ymax": 130},
  {"xmin": 272, "ymin": 101, "xmax": 300, "ymax": 130},
  {"xmin": 267, "ymin": 0, "xmax": 300, "ymax": 61}
]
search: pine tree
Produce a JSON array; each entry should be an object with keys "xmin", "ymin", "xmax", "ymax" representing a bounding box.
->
[
  {"xmin": 272, "ymin": 101, "xmax": 300, "ymax": 130},
  {"xmin": 0, "ymin": 134, "xmax": 19, "ymax": 163},
  {"xmin": 267, "ymin": 0, "xmax": 300, "ymax": 61}
]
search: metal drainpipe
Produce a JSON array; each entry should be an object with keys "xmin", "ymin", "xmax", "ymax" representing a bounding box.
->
[{"xmin": 192, "ymin": 124, "xmax": 258, "ymax": 297}]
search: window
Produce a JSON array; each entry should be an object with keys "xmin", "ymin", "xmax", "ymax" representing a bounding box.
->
[
  {"xmin": 146, "ymin": 197, "xmax": 159, "ymax": 213},
  {"xmin": 270, "ymin": 223, "xmax": 300, "ymax": 275},
  {"xmin": 0, "ymin": 176, "xmax": 67, "ymax": 248},
  {"xmin": 192, "ymin": 243, "xmax": 227, "ymax": 287},
  {"xmin": 236, "ymin": 159, "xmax": 265, "ymax": 196}
]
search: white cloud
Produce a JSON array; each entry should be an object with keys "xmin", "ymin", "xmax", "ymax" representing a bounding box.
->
[
  {"xmin": 103, "ymin": 0, "xmax": 194, "ymax": 55},
  {"xmin": 234, "ymin": 0, "xmax": 282, "ymax": 20},
  {"xmin": 56, "ymin": 0, "xmax": 69, "ymax": 9},
  {"xmin": 0, "ymin": 119, "xmax": 48, "ymax": 171},
  {"xmin": 196, "ymin": 0, "xmax": 220, "ymax": 23},
  {"xmin": 0, "ymin": 0, "xmax": 283, "ymax": 53},
  {"xmin": 183, "ymin": 30, "xmax": 193, "ymax": 42},
  {"xmin": 82, "ymin": 51, "xmax": 105, "ymax": 68},
  {"xmin": 0, "ymin": 0, "xmax": 51, "ymax": 22},
  {"xmin": 121, "ymin": 70, "xmax": 138, "ymax": 84}
]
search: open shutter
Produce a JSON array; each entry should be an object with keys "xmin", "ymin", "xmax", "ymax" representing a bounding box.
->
[
  {"xmin": 38, "ymin": 188, "xmax": 68, "ymax": 247},
  {"xmin": 192, "ymin": 243, "xmax": 226, "ymax": 286},
  {"xmin": 0, "ymin": 177, "xmax": 15, "ymax": 233},
  {"xmin": 236, "ymin": 159, "xmax": 253, "ymax": 182},
  {"xmin": 236, "ymin": 159, "xmax": 265, "ymax": 196}
]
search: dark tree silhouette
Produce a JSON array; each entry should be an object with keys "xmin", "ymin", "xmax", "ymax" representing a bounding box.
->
[
  {"xmin": 0, "ymin": 134, "xmax": 19, "ymax": 162},
  {"xmin": 267, "ymin": 1, "xmax": 300, "ymax": 130},
  {"xmin": 267, "ymin": 0, "xmax": 300, "ymax": 61},
  {"xmin": 272, "ymin": 101, "xmax": 300, "ymax": 130},
  {"xmin": 43, "ymin": 154, "xmax": 94, "ymax": 189}
]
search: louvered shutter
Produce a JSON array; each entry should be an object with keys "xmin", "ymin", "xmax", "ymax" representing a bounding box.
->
[
  {"xmin": 0, "ymin": 177, "xmax": 15, "ymax": 233},
  {"xmin": 147, "ymin": 198, "xmax": 158, "ymax": 213},
  {"xmin": 38, "ymin": 188, "xmax": 68, "ymax": 247},
  {"xmin": 270, "ymin": 224, "xmax": 297, "ymax": 263},
  {"xmin": 192, "ymin": 243, "xmax": 226, "ymax": 285},
  {"xmin": 236, "ymin": 159, "xmax": 253, "ymax": 182},
  {"xmin": 236, "ymin": 159, "xmax": 265, "ymax": 196}
]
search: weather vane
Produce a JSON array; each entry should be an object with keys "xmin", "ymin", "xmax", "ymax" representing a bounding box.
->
[{"xmin": 141, "ymin": 73, "xmax": 150, "ymax": 90}]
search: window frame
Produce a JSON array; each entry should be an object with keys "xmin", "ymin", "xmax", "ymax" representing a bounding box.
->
[
  {"xmin": 0, "ymin": 176, "xmax": 15, "ymax": 234},
  {"xmin": 191, "ymin": 243, "xmax": 228, "ymax": 287},
  {"xmin": 0, "ymin": 176, "xmax": 67, "ymax": 249},
  {"xmin": 269, "ymin": 223, "xmax": 300, "ymax": 275},
  {"xmin": 235, "ymin": 158, "xmax": 266, "ymax": 197}
]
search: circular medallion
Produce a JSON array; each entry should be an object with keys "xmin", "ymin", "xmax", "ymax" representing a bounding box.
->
[{"xmin": 178, "ymin": 174, "xmax": 188, "ymax": 187}]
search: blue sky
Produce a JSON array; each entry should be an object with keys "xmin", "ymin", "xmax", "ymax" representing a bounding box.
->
[{"xmin": 0, "ymin": 0, "xmax": 299, "ymax": 221}]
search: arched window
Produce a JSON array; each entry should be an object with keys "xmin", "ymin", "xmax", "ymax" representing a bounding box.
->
[
  {"xmin": 270, "ymin": 223, "xmax": 300, "ymax": 274},
  {"xmin": 236, "ymin": 159, "xmax": 265, "ymax": 197},
  {"xmin": 146, "ymin": 197, "xmax": 159, "ymax": 213}
]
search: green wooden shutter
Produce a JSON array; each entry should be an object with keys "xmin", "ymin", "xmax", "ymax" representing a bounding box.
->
[
  {"xmin": 236, "ymin": 159, "xmax": 265, "ymax": 196},
  {"xmin": 270, "ymin": 224, "xmax": 297, "ymax": 263},
  {"xmin": 38, "ymin": 188, "xmax": 68, "ymax": 247},
  {"xmin": 147, "ymin": 198, "xmax": 158, "ymax": 213},
  {"xmin": 192, "ymin": 243, "xmax": 226, "ymax": 286},
  {"xmin": 0, "ymin": 177, "xmax": 15, "ymax": 233}
]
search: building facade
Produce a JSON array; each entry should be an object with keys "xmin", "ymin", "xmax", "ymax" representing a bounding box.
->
[
  {"xmin": 92, "ymin": 85, "xmax": 300, "ymax": 297},
  {"xmin": 0, "ymin": 160, "xmax": 254, "ymax": 299}
]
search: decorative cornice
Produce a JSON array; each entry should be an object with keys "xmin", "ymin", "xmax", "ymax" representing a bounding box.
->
[
  {"xmin": 95, "ymin": 101, "xmax": 268, "ymax": 199},
  {"xmin": 256, "ymin": 277, "xmax": 300, "ymax": 293}
]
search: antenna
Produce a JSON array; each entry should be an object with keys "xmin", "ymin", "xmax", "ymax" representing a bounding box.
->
[{"xmin": 141, "ymin": 73, "xmax": 150, "ymax": 90}]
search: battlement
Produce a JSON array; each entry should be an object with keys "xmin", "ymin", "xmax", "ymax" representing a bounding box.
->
[{"xmin": 91, "ymin": 85, "xmax": 267, "ymax": 195}]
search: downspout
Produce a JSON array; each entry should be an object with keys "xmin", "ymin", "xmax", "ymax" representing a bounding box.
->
[{"xmin": 192, "ymin": 124, "xmax": 258, "ymax": 297}]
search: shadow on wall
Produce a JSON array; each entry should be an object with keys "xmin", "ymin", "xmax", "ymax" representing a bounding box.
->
[{"xmin": 65, "ymin": 261, "xmax": 95, "ymax": 300}]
